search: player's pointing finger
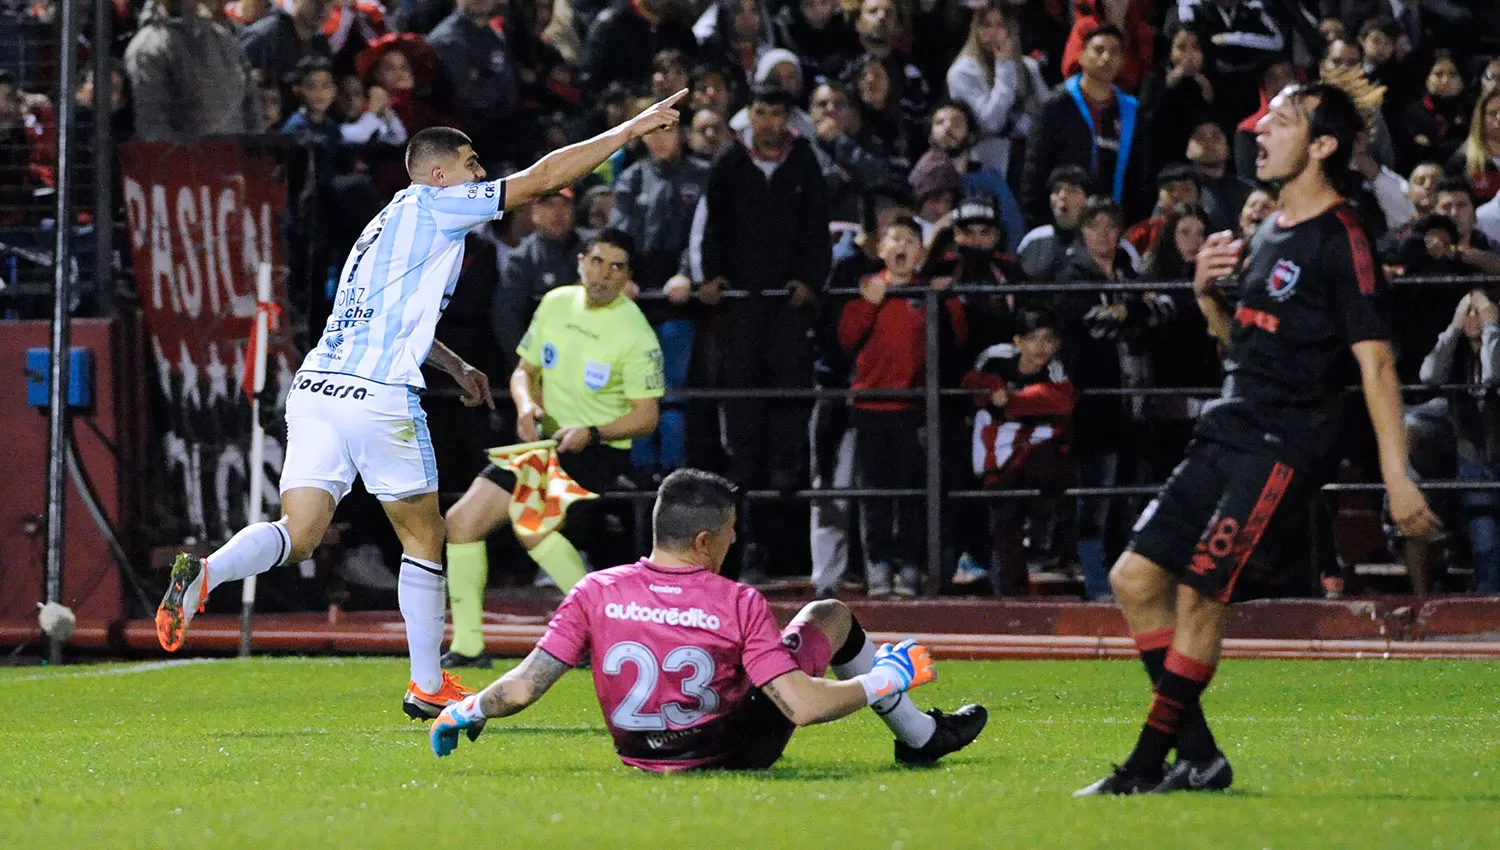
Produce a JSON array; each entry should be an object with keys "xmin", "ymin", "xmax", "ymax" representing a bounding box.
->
[{"xmin": 658, "ymin": 88, "xmax": 689, "ymax": 109}]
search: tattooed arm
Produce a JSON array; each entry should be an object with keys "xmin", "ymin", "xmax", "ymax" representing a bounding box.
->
[
  {"xmin": 759, "ymin": 671, "xmax": 875, "ymax": 727},
  {"xmin": 474, "ymin": 648, "xmax": 571, "ymax": 719}
]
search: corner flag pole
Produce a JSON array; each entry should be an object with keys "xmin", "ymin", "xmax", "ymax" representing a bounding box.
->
[{"xmin": 239, "ymin": 261, "xmax": 273, "ymax": 658}]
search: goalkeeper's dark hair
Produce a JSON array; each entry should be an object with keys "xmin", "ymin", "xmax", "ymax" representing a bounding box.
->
[
  {"xmin": 1287, "ymin": 81, "xmax": 1363, "ymax": 193},
  {"xmin": 405, "ymin": 127, "xmax": 473, "ymax": 174},
  {"xmin": 653, "ymin": 469, "xmax": 738, "ymax": 550}
]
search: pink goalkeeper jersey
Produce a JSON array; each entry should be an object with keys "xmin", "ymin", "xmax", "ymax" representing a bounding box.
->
[{"xmin": 536, "ymin": 558, "xmax": 800, "ymax": 772}]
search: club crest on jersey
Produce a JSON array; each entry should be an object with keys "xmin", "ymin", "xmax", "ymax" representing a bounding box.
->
[
  {"xmin": 1267, "ymin": 259, "xmax": 1301, "ymax": 301},
  {"xmin": 542, "ymin": 342, "xmax": 558, "ymax": 369}
]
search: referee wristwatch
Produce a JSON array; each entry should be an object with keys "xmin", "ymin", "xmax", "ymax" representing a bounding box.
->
[{"xmin": 588, "ymin": 426, "xmax": 601, "ymax": 445}]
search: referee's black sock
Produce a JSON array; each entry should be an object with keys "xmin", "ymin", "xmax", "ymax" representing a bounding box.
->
[
  {"xmin": 1134, "ymin": 628, "xmax": 1220, "ymax": 762},
  {"xmin": 1123, "ymin": 650, "xmax": 1216, "ymax": 775}
]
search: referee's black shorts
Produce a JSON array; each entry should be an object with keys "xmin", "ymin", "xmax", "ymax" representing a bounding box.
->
[
  {"xmin": 1128, "ymin": 438, "xmax": 1310, "ymax": 604},
  {"xmin": 478, "ymin": 442, "xmax": 631, "ymax": 496}
]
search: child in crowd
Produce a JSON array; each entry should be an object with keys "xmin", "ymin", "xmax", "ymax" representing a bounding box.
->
[
  {"xmin": 959, "ymin": 305, "xmax": 1077, "ymax": 595},
  {"xmin": 840, "ymin": 217, "xmax": 967, "ymax": 597}
]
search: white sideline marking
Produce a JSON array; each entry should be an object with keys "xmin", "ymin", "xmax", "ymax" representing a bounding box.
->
[{"xmin": 4, "ymin": 657, "xmax": 225, "ymax": 682}]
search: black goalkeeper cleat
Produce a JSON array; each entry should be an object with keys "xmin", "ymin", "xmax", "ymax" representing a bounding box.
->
[
  {"xmin": 895, "ymin": 704, "xmax": 988, "ymax": 766},
  {"xmin": 440, "ymin": 649, "xmax": 493, "ymax": 669},
  {"xmin": 1073, "ymin": 765, "xmax": 1165, "ymax": 797},
  {"xmin": 1153, "ymin": 753, "xmax": 1234, "ymax": 794}
]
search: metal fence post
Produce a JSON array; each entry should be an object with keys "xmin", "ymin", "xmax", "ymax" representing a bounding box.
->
[
  {"xmin": 44, "ymin": 0, "xmax": 80, "ymax": 665},
  {"xmin": 923, "ymin": 288, "xmax": 942, "ymax": 595}
]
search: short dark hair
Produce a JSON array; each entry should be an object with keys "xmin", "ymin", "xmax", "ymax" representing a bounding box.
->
[
  {"xmin": 1288, "ymin": 81, "xmax": 1363, "ymax": 186},
  {"xmin": 1413, "ymin": 212, "xmax": 1460, "ymax": 243},
  {"xmin": 1047, "ymin": 165, "xmax": 1090, "ymax": 194},
  {"xmin": 653, "ymin": 469, "xmax": 738, "ymax": 550},
  {"xmin": 1015, "ymin": 304, "xmax": 1063, "ymax": 337},
  {"xmin": 585, "ymin": 227, "xmax": 635, "ymax": 259},
  {"xmin": 0, "ymin": 69, "xmax": 17, "ymax": 89},
  {"xmin": 406, "ymin": 126, "xmax": 472, "ymax": 172},
  {"xmin": 1156, "ymin": 162, "xmax": 1200, "ymax": 189},
  {"xmin": 931, "ymin": 98, "xmax": 977, "ymax": 134},
  {"xmin": 1435, "ymin": 175, "xmax": 1477, "ymax": 202},
  {"xmin": 1357, "ymin": 15, "xmax": 1399, "ymax": 40},
  {"xmin": 1085, "ymin": 23, "xmax": 1126, "ymax": 48},
  {"xmin": 1080, "ymin": 195, "xmax": 1123, "ymax": 228},
  {"xmin": 750, "ymin": 81, "xmax": 796, "ymax": 108},
  {"xmin": 289, "ymin": 55, "xmax": 334, "ymax": 86}
]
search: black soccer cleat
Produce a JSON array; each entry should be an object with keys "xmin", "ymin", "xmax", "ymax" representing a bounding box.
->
[
  {"xmin": 894, "ymin": 704, "xmax": 988, "ymax": 766},
  {"xmin": 440, "ymin": 649, "xmax": 493, "ymax": 669},
  {"xmin": 1073, "ymin": 765, "xmax": 1165, "ymax": 797},
  {"xmin": 1152, "ymin": 753, "xmax": 1234, "ymax": 794}
]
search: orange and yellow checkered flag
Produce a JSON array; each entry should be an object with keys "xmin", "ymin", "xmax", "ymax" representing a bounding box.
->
[{"xmin": 485, "ymin": 441, "xmax": 598, "ymax": 542}]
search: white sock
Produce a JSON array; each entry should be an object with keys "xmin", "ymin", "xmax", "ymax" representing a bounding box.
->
[
  {"xmin": 399, "ymin": 555, "xmax": 446, "ymax": 694},
  {"xmin": 832, "ymin": 634, "xmax": 937, "ymax": 747},
  {"xmin": 206, "ymin": 521, "xmax": 292, "ymax": 592}
]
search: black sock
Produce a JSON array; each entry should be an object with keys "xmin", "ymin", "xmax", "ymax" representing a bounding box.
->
[
  {"xmin": 1123, "ymin": 651, "xmax": 1216, "ymax": 775},
  {"xmin": 830, "ymin": 614, "xmax": 867, "ymax": 667},
  {"xmin": 1135, "ymin": 631, "xmax": 1220, "ymax": 762}
]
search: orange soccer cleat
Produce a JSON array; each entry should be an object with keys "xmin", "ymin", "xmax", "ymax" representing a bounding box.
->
[
  {"xmin": 402, "ymin": 670, "xmax": 475, "ymax": 720},
  {"xmin": 155, "ymin": 553, "xmax": 209, "ymax": 652}
]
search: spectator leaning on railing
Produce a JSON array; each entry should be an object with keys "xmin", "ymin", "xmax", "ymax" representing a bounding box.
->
[{"xmin": 1420, "ymin": 288, "xmax": 1500, "ymax": 593}]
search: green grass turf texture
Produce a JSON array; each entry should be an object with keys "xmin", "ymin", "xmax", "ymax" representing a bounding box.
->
[{"xmin": 3, "ymin": 657, "xmax": 1497, "ymax": 849}]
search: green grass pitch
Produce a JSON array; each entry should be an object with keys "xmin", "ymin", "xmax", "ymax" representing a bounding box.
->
[{"xmin": 3, "ymin": 657, "xmax": 1498, "ymax": 848}]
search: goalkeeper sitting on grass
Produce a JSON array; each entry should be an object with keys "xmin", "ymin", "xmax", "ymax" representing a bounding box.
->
[{"xmin": 431, "ymin": 469, "xmax": 988, "ymax": 771}]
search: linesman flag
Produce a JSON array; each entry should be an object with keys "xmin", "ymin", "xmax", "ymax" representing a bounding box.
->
[{"xmin": 485, "ymin": 440, "xmax": 598, "ymax": 543}]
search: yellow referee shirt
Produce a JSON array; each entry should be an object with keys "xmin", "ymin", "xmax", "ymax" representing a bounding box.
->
[{"xmin": 517, "ymin": 285, "xmax": 665, "ymax": 449}]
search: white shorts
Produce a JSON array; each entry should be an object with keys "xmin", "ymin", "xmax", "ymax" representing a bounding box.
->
[{"xmin": 280, "ymin": 371, "xmax": 438, "ymax": 503}]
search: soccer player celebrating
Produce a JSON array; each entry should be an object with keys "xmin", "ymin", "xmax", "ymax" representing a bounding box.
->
[
  {"xmin": 154, "ymin": 91, "xmax": 692, "ymax": 722},
  {"xmin": 1075, "ymin": 82, "xmax": 1443, "ymax": 796},
  {"xmin": 443, "ymin": 227, "xmax": 665, "ymax": 668},
  {"xmin": 429, "ymin": 469, "xmax": 988, "ymax": 771}
]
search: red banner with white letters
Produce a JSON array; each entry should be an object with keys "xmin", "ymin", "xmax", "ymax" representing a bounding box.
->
[{"xmin": 117, "ymin": 140, "xmax": 296, "ymax": 544}]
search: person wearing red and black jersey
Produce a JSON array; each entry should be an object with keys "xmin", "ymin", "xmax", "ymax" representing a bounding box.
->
[
  {"xmin": 1077, "ymin": 82, "xmax": 1442, "ymax": 798},
  {"xmin": 960, "ymin": 306, "xmax": 1077, "ymax": 596},
  {"xmin": 838, "ymin": 217, "xmax": 967, "ymax": 597}
]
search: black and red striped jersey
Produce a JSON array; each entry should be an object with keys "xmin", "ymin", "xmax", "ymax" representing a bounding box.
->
[{"xmin": 961, "ymin": 344, "xmax": 1077, "ymax": 482}]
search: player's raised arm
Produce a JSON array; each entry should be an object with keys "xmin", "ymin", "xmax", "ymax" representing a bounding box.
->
[
  {"xmin": 430, "ymin": 647, "xmax": 570, "ymax": 757},
  {"xmin": 759, "ymin": 639, "xmax": 936, "ymax": 727},
  {"xmin": 502, "ymin": 89, "xmax": 688, "ymax": 210}
]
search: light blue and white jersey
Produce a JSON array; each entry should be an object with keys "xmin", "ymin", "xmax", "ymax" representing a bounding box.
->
[{"xmin": 302, "ymin": 180, "xmax": 506, "ymax": 388}]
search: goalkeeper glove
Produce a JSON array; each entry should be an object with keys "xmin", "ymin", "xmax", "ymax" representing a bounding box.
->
[
  {"xmin": 431, "ymin": 695, "xmax": 487, "ymax": 757},
  {"xmin": 860, "ymin": 639, "xmax": 937, "ymax": 704}
]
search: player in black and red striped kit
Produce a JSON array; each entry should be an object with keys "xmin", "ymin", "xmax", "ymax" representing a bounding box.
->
[{"xmin": 1075, "ymin": 82, "xmax": 1444, "ymax": 796}]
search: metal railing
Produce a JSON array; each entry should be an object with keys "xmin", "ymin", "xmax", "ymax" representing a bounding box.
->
[{"xmin": 430, "ymin": 272, "xmax": 1499, "ymax": 595}]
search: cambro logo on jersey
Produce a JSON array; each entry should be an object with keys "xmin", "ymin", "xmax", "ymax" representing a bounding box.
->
[
  {"xmin": 604, "ymin": 601, "xmax": 721, "ymax": 631},
  {"xmin": 295, "ymin": 376, "xmax": 370, "ymax": 400}
]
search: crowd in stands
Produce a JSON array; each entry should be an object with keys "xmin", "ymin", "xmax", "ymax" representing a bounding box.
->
[{"xmin": 3, "ymin": 0, "xmax": 1500, "ymax": 599}]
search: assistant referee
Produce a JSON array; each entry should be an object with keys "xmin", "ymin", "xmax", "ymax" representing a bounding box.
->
[{"xmin": 443, "ymin": 227, "xmax": 665, "ymax": 667}]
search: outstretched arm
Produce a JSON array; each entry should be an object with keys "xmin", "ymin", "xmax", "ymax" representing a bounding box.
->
[
  {"xmin": 503, "ymin": 90, "xmax": 687, "ymax": 210},
  {"xmin": 475, "ymin": 647, "xmax": 571, "ymax": 719},
  {"xmin": 431, "ymin": 647, "xmax": 572, "ymax": 757},
  {"xmin": 760, "ymin": 640, "xmax": 936, "ymax": 727}
]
